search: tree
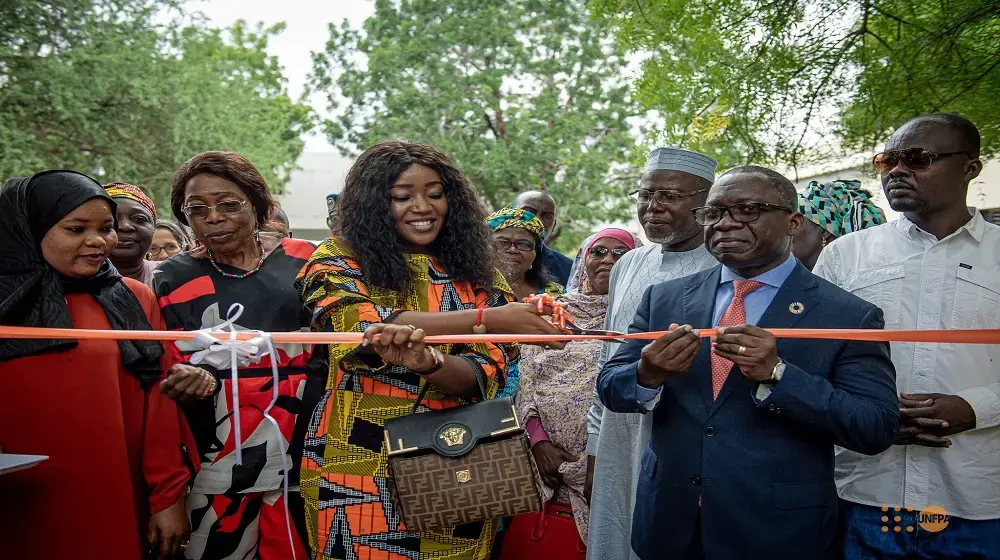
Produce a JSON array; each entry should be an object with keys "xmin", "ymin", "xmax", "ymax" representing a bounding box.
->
[
  {"xmin": 1, "ymin": 1, "xmax": 314, "ymax": 207},
  {"xmin": 311, "ymin": 0, "xmax": 642, "ymax": 252},
  {"xmin": 590, "ymin": 0, "xmax": 1000, "ymax": 172}
]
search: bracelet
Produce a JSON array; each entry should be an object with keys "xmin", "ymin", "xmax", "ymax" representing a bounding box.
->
[
  {"xmin": 415, "ymin": 347, "xmax": 445, "ymax": 375},
  {"xmin": 473, "ymin": 307, "xmax": 487, "ymax": 334}
]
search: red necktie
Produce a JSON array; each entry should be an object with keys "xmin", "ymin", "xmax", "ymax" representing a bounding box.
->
[{"xmin": 710, "ymin": 279, "xmax": 765, "ymax": 399}]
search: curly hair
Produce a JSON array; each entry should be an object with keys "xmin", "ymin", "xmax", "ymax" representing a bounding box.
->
[
  {"xmin": 334, "ymin": 139, "xmax": 495, "ymax": 292},
  {"xmin": 170, "ymin": 151, "xmax": 277, "ymax": 229}
]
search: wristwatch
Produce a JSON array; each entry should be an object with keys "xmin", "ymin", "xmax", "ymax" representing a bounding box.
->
[
  {"xmin": 416, "ymin": 347, "xmax": 445, "ymax": 375},
  {"xmin": 763, "ymin": 358, "xmax": 785, "ymax": 385}
]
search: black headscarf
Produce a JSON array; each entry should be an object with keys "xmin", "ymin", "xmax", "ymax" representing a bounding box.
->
[{"xmin": 0, "ymin": 170, "xmax": 163, "ymax": 386}]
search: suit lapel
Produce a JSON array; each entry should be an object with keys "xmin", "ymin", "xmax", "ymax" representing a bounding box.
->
[
  {"xmin": 706, "ymin": 262, "xmax": 820, "ymax": 418},
  {"xmin": 684, "ymin": 266, "xmax": 722, "ymax": 412}
]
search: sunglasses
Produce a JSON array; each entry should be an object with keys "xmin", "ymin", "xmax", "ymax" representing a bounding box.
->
[
  {"xmin": 692, "ymin": 202, "xmax": 793, "ymax": 226},
  {"xmin": 872, "ymin": 148, "xmax": 969, "ymax": 174},
  {"xmin": 182, "ymin": 200, "xmax": 248, "ymax": 221},
  {"xmin": 587, "ymin": 247, "xmax": 629, "ymax": 258}
]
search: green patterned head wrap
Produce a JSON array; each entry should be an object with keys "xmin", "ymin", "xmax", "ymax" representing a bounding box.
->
[
  {"xmin": 798, "ymin": 180, "xmax": 887, "ymax": 237},
  {"xmin": 485, "ymin": 207, "xmax": 546, "ymax": 243}
]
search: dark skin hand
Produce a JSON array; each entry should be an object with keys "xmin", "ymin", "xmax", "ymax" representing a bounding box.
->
[
  {"xmin": 711, "ymin": 324, "xmax": 780, "ymax": 381},
  {"xmin": 531, "ymin": 440, "xmax": 577, "ymax": 488},
  {"xmin": 148, "ymin": 498, "xmax": 189, "ymax": 558},
  {"xmin": 637, "ymin": 324, "xmax": 700, "ymax": 389},
  {"xmin": 160, "ymin": 364, "xmax": 215, "ymax": 401},
  {"xmin": 896, "ymin": 393, "xmax": 976, "ymax": 448}
]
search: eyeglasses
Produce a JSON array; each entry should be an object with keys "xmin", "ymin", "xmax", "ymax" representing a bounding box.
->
[
  {"xmin": 587, "ymin": 247, "xmax": 629, "ymax": 259},
  {"xmin": 629, "ymin": 188, "xmax": 710, "ymax": 205},
  {"xmin": 494, "ymin": 238, "xmax": 536, "ymax": 253},
  {"xmin": 872, "ymin": 148, "xmax": 970, "ymax": 174},
  {"xmin": 148, "ymin": 243, "xmax": 181, "ymax": 256},
  {"xmin": 182, "ymin": 200, "xmax": 248, "ymax": 221},
  {"xmin": 692, "ymin": 202, "xmax": 793, "ymax": 226}
]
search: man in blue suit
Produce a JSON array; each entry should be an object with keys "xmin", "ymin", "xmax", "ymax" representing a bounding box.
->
[{"xmin": 597, "ymin": 165, "xmax": 899, "ymax": 560}]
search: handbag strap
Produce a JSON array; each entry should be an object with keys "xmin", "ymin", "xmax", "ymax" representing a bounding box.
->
[{"xmin": 409, "ymin": 356, "xmax": 488, "ymax": 414}]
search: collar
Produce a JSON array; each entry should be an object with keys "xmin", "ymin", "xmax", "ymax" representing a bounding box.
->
[
  {"xmin": 720, "ymin": 252, "xmax": 797, "ymax": 289},
  {"xmin": 896, "ymin": 207, "xmax": 984, "ymax": 243}
]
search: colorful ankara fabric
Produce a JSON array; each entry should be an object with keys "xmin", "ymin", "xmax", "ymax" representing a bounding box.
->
[
  {"xmin": 296, "ymin": 236, "xmax": 518, "ymax": 560},
  {"xmin": 485, "ymin": 207, "xmax": 546, "ymax": 243},
  {"xmin": 154, "ymin": 238, "xmax": 317, "ymax": 557},
  {"xmin": 798, "ymin": 180, "xmax": 886, "ymax": 238},
  {"xmin": 104, "ymin": 182, "xmax": 157, "ymax": 220}
]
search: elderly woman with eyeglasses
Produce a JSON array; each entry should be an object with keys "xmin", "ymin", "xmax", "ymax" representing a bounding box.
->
[
  {"xmin": 487, "ymin": 207, "xmax": 564, "ymax": 301},
  {"xmin": 152, "ymin": 151, "xmax": 317, "ymax": 559}
]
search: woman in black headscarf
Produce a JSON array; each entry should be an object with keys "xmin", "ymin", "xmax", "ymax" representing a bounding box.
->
[{"xmin": 0, "ymin": 171, "xmax": 194, "ymax": 559}]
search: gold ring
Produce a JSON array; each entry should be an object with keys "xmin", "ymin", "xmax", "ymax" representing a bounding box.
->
[{"xmin": 738, "ymin": 345, "xmax": 746, "ymax": 355}]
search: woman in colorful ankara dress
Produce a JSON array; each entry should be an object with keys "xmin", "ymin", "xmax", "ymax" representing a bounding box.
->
[
  {"xmin": 104, "ymin": 182, "xmax": 160, "ymax": 286},
  {"xmin": 792, "ymin": 180, "xmax": 886, "ymax": 270},
  {"xmin": 487, "ymin": 207, "xmax": 564, "ymax": 301},
  {"xmin": 297, "ymin": 140, "xmax": 566, "ymax": 560},
  {"xmin": 0, "ymin": 171, "xmax": 192, "ymax": 559},
  {"xmin": 516, "ymin": 228, "xmax": 639, "ymax": 543},
  {"xmin": 154, "ymin": 152, "xmax": 315, "ymax": 559}
]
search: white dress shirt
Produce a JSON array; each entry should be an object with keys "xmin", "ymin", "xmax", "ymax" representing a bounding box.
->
[{"xmin": 814, "ymin": 210, "xmax": 1000, "ymax": 520}]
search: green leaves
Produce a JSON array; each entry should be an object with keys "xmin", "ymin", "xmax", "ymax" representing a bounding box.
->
[
  {"xmin": 1, "ymin": 1, "xmax": 314, "ymax": 210},
  {"xmin": 310, "ymin": 0, "xmax": 640, "ymax": 252},
  {"xmin": 591, "ymin": 0, "xmax": 1000, "ymax": 168}
]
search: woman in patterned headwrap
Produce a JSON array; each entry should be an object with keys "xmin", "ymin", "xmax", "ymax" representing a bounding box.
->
[
  {"xmin": 793, "ymin": 180, "xmax": 887, "ymax": 270},
  {"xmin": 487, "ymin": 207, "xmax": 563, "ymax": 301},
  {"xmin": 103, "ymin": 182, "xmax": 160, "ymax": 286}
]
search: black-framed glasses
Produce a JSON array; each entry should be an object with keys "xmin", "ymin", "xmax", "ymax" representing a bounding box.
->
[
  {"xmin": 587, "ymin": 247, "xmax": 629, "ymax": 259},
  {"xmin": 692, "ymin": 202, "xmax": 793, "ymax": 226},
  {"xmin": 872, "ymin": 148, "xmax": 970, "ymax": 174},
  {"xmin": 182, "ymin": 199, "xmax": 248, "ymax": 221},
  {"xmin": 629, "ymin": 188, "xmax": 710, "ymax": 205},
  {"xmin": 494, "ymin": 238, "xmax": 536, "ymax": 253}
]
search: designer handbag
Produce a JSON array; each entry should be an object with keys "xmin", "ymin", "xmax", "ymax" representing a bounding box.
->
[{"xmin": 383, "ymin": 372, "xmax": 542, "ymax": 533}]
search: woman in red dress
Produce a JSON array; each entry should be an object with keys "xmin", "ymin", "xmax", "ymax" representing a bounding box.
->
[{"xmin": 0, "ymin": 171, "xmax": 193, "ymax": 559}]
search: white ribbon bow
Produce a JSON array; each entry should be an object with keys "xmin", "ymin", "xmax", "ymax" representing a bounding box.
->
[{"xmin": 185, "ymin": 303, "xmax": 297, "ymax": 560}]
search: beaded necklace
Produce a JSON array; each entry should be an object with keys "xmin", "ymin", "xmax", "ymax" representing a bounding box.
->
[{"xmin": 207, "ymin": 236, "xmax": 266, "ymax": 279}]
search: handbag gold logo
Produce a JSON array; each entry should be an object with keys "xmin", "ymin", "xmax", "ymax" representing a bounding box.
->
[
  {"xmin": 440, "ymin": 427, "xmax": 467, "ymax": 447},
  {"xmin": 456, "ymin": 469, "xmax": 472, "ymax": 483}
]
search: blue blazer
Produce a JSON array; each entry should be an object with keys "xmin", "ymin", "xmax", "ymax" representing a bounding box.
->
[{"xmin": 597, "ymin": 262, "xmax": 898, "ymax": 560}]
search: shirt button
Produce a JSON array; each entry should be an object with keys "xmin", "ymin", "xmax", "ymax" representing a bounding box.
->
[
  {"xmin": 768, "ymin": 404, "xmax": 777, "ymax": 412},
  {"xmin": 704, "ymin": 427, "xmax": 715, "ymax": 436},
  {"xmin": 690, "ymin": 475, "xmax": 702, "ymax": 486}
]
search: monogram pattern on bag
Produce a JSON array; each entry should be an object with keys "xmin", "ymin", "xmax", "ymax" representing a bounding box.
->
[{"xmin": 389, "ymin": 435, "xmax": 541, "ymax": 532}]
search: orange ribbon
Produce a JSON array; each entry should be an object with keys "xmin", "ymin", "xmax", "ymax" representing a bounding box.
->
[{"xmin": 0, "ymin": 326, "xmax": 997, "ymax": 344}]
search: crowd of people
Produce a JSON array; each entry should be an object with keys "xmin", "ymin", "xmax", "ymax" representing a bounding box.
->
[{"xmin": 0, "ymin": 111, "xmax": 996, "ymax": 560}]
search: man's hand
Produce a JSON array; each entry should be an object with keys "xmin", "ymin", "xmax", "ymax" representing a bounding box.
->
[
  {"xmin": 896, "ymin": 393, "xmax": 976, "ymax": 447},
  {"xmin": 712, "ymin": 325, "xmax": 779, "ymax": 382},
  {"xmin": 636, "ymin": 324, "xmax": 700, "ymax": 389},
  {"xmin": 531, "ymin": 441, "xmax": 577, "ymax": 488}
]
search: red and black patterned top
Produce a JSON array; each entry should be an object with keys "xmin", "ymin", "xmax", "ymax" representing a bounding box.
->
[{"xmin": 153, "ymin": 238, "xmax": 320, "ymax": 494}]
